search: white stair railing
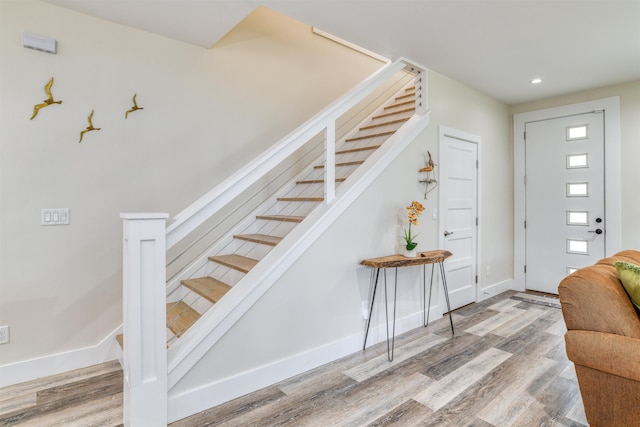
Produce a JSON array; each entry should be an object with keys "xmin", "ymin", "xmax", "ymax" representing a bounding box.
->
[
  {"xmin": 121, "ymin": 57, "xmax": 428, "ymax": 426},
  {"xmin": 164, "ymin": 58, "xmax": 410, "ymax": 250}
]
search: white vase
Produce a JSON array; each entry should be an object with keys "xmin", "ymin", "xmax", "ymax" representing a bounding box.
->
[{"xmin": 404, "ymin": 249, "xmax": 417, "ymax": 258}]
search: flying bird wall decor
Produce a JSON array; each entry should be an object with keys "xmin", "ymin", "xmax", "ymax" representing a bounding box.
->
[
  {"xmin": 30, "ymin": 77, "xmax": 62, "ymax": 120},
  {"xmin": 79, "ymin": 110, "xmax": 101, "ymax": 143},
  {"xmin": 125, "ymin": 94, "xmax": 143, "ymax": 119}
]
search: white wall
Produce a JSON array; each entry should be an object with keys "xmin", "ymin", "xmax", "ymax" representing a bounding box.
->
[
  {"xmin": 0, "ymin": 1, "xmax": 383, "ymax": 371},
  {"xmin": 170, "ymin": 70, "xmax": 512, "ymax": 414},
  {"xmin": 510, "ymin": 81, "xmax": 640, "ymax": 250}
]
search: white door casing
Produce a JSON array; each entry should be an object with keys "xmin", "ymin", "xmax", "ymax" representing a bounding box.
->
[
  {"xmin": 525, "ymin": 112, "xmax": 605, "ymax": 294},
  {"xmin": 439, "ymin": 126, "xmax": 479, "ymax": 311},
  {"xmin": 514, "ymin": 97, "xmax": 621, "ymax": 292}
]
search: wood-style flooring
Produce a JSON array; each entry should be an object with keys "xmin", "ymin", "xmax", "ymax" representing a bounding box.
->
[
  {"xmin": 0, "ymin": 290, "xmax": 588, "ymax": 426},
  {"xmin": 0, "ymin": 360, "xmax": 123, "ymax": 426}
]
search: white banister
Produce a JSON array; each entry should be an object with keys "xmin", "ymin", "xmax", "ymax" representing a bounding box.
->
[
  {"xmin": 165, "ymin": 58, "xmax": 408, "ymax": 250},
  {"xmin": 121, "ymin": 213, "xmax": 169, "ymax": 427}
]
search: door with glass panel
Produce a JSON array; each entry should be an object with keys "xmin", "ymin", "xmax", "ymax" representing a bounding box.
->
[{"xmin": 525, "ymin": 112, "xmax": 605, "ymax": 294}]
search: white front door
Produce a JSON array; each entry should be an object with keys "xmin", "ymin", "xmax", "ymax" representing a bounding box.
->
[
  {"xmin": 525, "ymin": 112, "xmax": 605, "ymax": 294},
  {"xmin": 439, "ymin": 127, "xmax": 478, "ymax": 311}
]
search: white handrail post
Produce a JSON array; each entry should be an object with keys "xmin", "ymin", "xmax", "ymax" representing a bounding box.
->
[
  {"xmin": 121, "ymin": 213, "xmax": 169, "ymax": 427},
  {"xmin": 324, "ymin": 120, "xmax": 336, "ymax": 203}
]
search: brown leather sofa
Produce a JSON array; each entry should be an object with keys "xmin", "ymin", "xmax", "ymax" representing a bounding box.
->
[{"xmin": 559, "ymin": 250, "xmax": 640, "ymax": 427}]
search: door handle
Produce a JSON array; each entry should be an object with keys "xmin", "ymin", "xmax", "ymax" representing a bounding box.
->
[
  {"xmin": 444, "ymin": 230, "xmax": 454, "ymax": 237},
  {"xmin": 588, "ymin": 229, "xmax": 603, "ymax": 235}
]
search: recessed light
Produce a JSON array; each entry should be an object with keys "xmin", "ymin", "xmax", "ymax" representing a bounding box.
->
[{"xmin": 530, "ymin": 78, "xmax": 543, "ymax": 84}]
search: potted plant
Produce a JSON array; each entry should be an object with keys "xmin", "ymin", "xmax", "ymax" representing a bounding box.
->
[{"xmin": 403, "ymin": 200, "xmax": 425, "ymax": 257}]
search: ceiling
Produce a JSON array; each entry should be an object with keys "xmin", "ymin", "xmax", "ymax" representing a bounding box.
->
[{"xmin": 45, "ymin": 0, "xmax": 640, "ymax": 105}]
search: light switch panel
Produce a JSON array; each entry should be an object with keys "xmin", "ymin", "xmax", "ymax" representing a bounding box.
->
[{"xmin": 41, "ymin": 208, "xmax": 69, "ymax": 225}]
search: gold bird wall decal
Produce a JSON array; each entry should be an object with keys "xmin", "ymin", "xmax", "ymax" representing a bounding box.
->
[
  {"xmin": 125, "ymin": 94, "xmax": 143, "ymax": 119},
  {"xmin": 30, "ymin": 77, "xmax": 62, "ymax": 120},
  {"xmin": 79, "ymin": 110, "xmax": 101, "ymax": 143}
]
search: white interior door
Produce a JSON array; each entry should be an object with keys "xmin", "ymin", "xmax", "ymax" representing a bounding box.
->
[
  {"xmin": 439, "ymin": 128, "xmax": 478, "ymax": 311},
  {"xmin": 525, "ymin": 112, "xmax": 605, "ymax": 294}
]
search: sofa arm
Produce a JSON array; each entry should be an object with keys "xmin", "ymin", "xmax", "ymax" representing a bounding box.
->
[
  {"xmin": 565, "ymin": 330, "xmax": 640, "ymax": 382},
  {"xmin": 559, "ymin": 264, "xmax": 640, "ymax": 338}
]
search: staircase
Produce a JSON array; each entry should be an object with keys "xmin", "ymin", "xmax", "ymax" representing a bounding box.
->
[
  {"xmin": 160, "ymin": 85, "xmax": 417, "ymax": 345},
  {"xmin": 116, "ymin": 85, "xmax": 417, "ymax": 350},
  {"xmin": 120, "ymin": 58, "xmax": 430, "ymax": 425}
]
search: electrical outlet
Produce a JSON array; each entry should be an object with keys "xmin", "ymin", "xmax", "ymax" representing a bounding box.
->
[
  {"xmin": 361, "ymin": 301, "xmax": 369, "ymax": 319},
  {"xmin": 0, "ymin": 325, "xmax": 9, "ymax": 344}
]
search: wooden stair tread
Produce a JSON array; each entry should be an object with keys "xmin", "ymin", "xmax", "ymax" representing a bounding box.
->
[
  {"xmin": 256, "ymin": 214, "xmax": 304, "ymax": 223},
  {"xmin": 395, "ymin": 92, "xmax": 415, "ymax": 101},
  {"xmin": 372, "ymin": 107, "xmax": 415, "ymax": 120},
  {"xmin": 314, "ymin": 161, "xmax": 364, "ymax": 169},
  {"xmin": 384, "ymin": 99, "xmax": 414, "ymax": 109},
  {"xmin": 117, "ymin": 301, "xmax": 202, "ymax": 347},
  {"xmin": 296, "ymin": 178, "xmax": 346, "ymax": 184},
  {"xmin": 167, "ymin": 301, "xmax": 200, "ymax": 337},
  {"xmin": 277, "ymin": 197, "xmax": 324, "ymax": 202},
  {"xmin": 209, "ymin": 254, "xmax": 258, "ymax": 273},
  {"xmin": 234, "ymin": 233, "xmax": 282, "ymax": 246},
  {"xmin": 181, "ymin": 277, "xmax": 232, "ymax": 303},
  {"xmin": 336, "ymin": 145, "xmax": 380, "ymax": 155},
  {"xmin": 346, "ymin": 131, "xmax": 395, "ymax": 142},
  {"xmin": 360, "ymin": 118, "xmax": 409, "ymax": 131}
]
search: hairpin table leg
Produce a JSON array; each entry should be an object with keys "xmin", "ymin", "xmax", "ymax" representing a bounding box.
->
[
  {"xmin": 362, "ymin": 267, "xmax": 380, "ymax": 350},
  {"xmin": 439, "ymin": 261, "xmax": 455, "ymax": 335}
]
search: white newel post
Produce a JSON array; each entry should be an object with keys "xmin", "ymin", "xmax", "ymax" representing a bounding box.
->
[{"xmin": 121, "ymin": 213, "xmax": 169, "ymax": 427}]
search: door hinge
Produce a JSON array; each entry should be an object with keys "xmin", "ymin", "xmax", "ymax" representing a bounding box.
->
[
  {"xmin": 524, "ymin": 265, "xmax": 527, "ymax": 274},
  {"xmin": 476, "ymin": 160, "xmax": 479, "ymax": 169},
  {"xmin": 524, "ymin": 175, "xmax": 527, "ymax": 185},
  {"xmin": 523, "ymin": 131, "xmax": 526, "ymax": 140},
  {"xmin": 476, "ymin": 217, "xmax": 478, "ymax": 226},
  {"xmin": 475, "ymin": 275, "xmax": 478, "ymax": 284},
  {"xmin": 524, "ymin": 220, "xmax": 526, "ymax": 229}
]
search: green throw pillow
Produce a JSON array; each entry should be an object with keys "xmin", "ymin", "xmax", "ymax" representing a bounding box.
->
[{"xmin": 614, "ymin": 261, "xmax": 640, "ymax": 310}]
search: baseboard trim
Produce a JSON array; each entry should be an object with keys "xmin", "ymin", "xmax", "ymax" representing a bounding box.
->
[
  {"xmin": 0, "ymin": 325, "xmax": 122, "ymax": 387},
  {"xmin": 168, "ymin": 306, "xmax": 442, "ymax": 423},
  {"xmin": 478, "ymin": 279, "xmax": 515, "ymax": 302}
]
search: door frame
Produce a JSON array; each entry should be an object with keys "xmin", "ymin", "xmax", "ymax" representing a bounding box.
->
[
  {"xmin": 438, "ymin": 125, "xmax": 481, "ymax": 306},
  {"xmin": 513, "ymin": 97, "xmax": 621, "ymax": 291}
]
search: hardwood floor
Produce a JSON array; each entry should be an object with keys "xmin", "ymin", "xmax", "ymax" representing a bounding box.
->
[
  {"xmin": 0, "ymin": 360, "xmax": 123, "ymax": 426},
  {"xmin": 0, "ymin": 291, "xmax": 588, "ymax": 426}
]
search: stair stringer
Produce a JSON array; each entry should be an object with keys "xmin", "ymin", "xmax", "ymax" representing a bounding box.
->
[{"xmin": 166, "ymin": 110, "xmax": 430, "ymax": 389}]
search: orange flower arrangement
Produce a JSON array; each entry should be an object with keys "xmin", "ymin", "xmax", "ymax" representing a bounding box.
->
[{"xmin": 403, "ymin": 200, "xmax": 425, "ymax": 251}]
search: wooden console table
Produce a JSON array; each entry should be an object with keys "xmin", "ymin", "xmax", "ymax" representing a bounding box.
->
[{"xmin": 360, "ymin": 249, "xmax": 454, "ymax": 361}]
